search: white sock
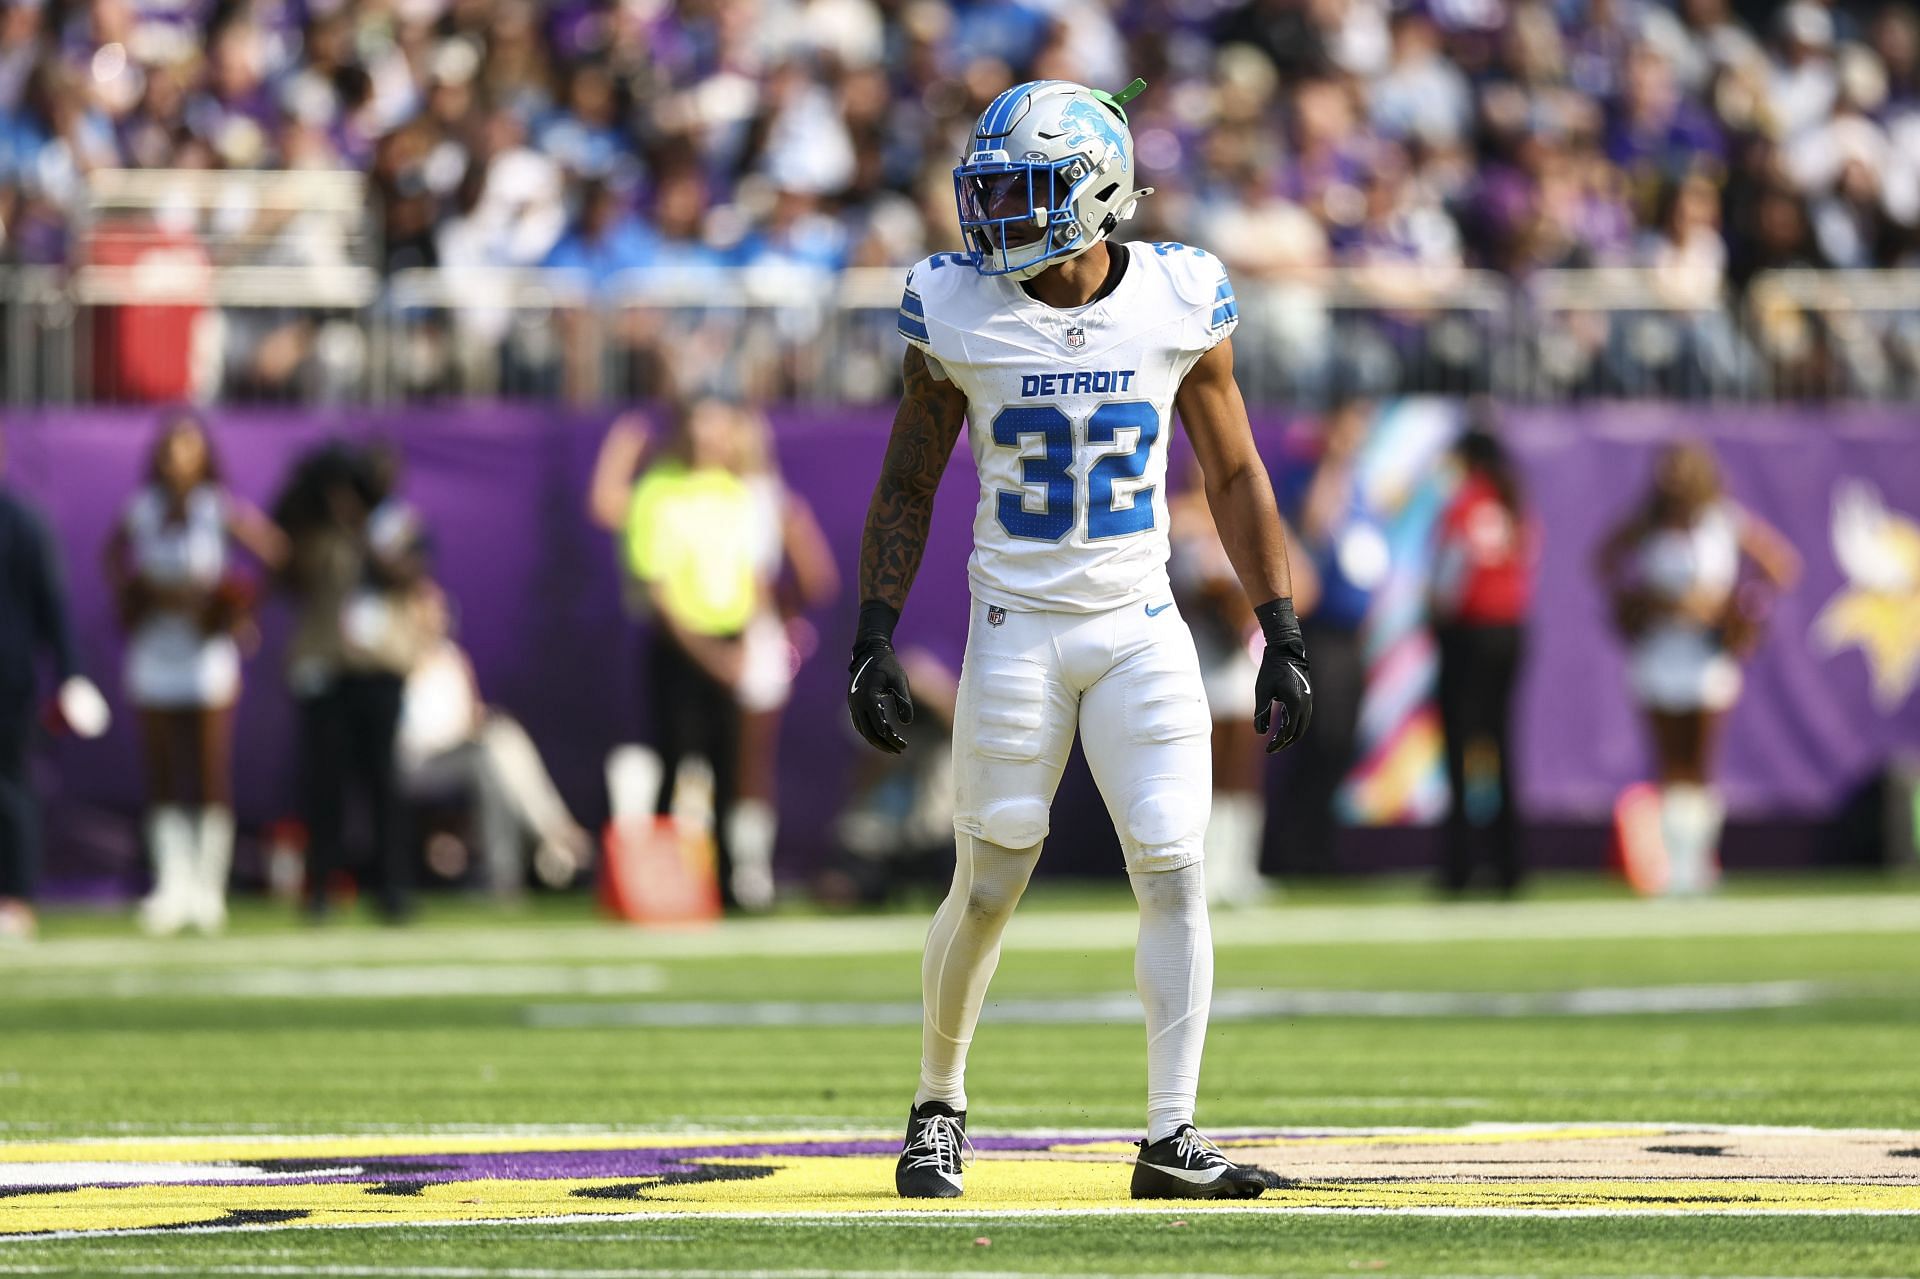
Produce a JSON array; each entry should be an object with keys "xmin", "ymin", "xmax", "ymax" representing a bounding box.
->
[
  {"xmin": 141, "ymin": 807, "xmax": 195, "ymax": 935},
  {"xmin": 726, "ymin": 798, "xmax": 778, "ymax": 911},
  {"xmin": 1657, "ymin": 786, "xmax": 1693, "ymax": 894},
  {"xmin": 915, "ymin": 834, "xmax": 1040, "ymax": 1112},
  {"xmin": 1699, "ymin": 792, "xmax": 1725, "ymax": 889},
  {"xmin": 1201, "ymin": 795, "xmax": 1235, "ymax": 905},
  {"xmin": 1205, "ymin": 792, "xmax": 1267, "ymax": 906},
  {"xmin": 1132, "ymin": 861, "xmax": 1213, "ymax": 1143},
  {"xmin": 1660, "ymin": 785, "xmax": 1723, "ymax": 896},
  {"xmin": 605, "ymin": 745, "xmax": 663, "ymax": 822},
  {"xmin": 1233, "ymin": 792, "xmax": 1268, "ymax": 895},
  {"xmin": 192, "ymin": 805, "xmax": 234, "ymax": 932}
]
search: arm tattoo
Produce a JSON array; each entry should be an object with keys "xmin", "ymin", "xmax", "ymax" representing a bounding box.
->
[{"xmin": 859, "ymin": 346, "xmax": 967, "ymax": 609}]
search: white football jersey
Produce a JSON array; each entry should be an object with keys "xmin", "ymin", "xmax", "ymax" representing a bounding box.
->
[{"xmin": 898, "ymin": 242, "xmax": 1239, "ymax": 613}]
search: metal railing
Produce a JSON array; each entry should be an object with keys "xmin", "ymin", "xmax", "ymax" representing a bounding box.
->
[
  {"xmin": 6, "ymin": 169, "xmax": 380, "ymax": 406},
  {"xmin": 5, "ymin": 262, "xmax": 1920, "ymax": 407}
]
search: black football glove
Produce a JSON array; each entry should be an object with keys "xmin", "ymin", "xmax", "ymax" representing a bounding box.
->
[
  {"xmin": 1253, "ymin": 597, "xmax": 1312, "ymax": 753},
  {"xmin": 848, "ymin": 599, "xmax": 915, "ymax": 754}
]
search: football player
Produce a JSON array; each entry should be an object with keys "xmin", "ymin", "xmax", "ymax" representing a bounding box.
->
[{"xmin": 847, "ymin": 79, "xmax": 1312, "ymax": 1199}]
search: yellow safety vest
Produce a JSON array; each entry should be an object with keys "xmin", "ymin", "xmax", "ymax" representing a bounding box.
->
[{"xmin": 624, "ymin": 463, "xmax": 758, "ymax": 637}]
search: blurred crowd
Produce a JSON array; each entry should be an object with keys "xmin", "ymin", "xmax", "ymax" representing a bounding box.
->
[{"xmin": 0, "ymin": 0, "xmax": 1915, "ymax": 286}]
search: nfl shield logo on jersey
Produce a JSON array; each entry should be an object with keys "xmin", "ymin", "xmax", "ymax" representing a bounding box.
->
[
  {"xmin": 987, "ymin": 606, "xmax": 1006, "ymax": 627},
  {"xmin": 1064, "ymin": 325, "xmax": 1086, "ymax": 349}
]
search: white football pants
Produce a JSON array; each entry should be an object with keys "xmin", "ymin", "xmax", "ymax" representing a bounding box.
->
[
  {"xmin": 950, "ymin": 598, "xmax": 1213, "ymax": 871},
  {"xmin": 917, "ymin": 596, "xmax": 1214, "ymax": 1140}
]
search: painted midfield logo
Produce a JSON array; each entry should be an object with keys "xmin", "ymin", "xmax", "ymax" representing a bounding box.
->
[{"xmin": 4, "ymin": 1126, "xmax": 1918, "ymax": 1236}]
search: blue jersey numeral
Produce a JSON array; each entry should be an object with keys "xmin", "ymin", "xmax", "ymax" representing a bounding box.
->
[
  {"xmin": 989, "ymin": 401, "xmax": 1159, "ymax": 543},
  {"xmin": 992, "ymin": 406, "xmax": 1076, "ymax": 542},
  {"xmin": 1085, "ymin": 401, "xmax": 1159, "ymax": 539}
]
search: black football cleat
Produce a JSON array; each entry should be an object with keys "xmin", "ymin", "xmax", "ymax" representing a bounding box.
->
[
  {"xmin": 895, "ymin": 1100, "xmax": 971, "ymax": 1198},
  {"xmin": 1130, "ymin": 1125, "xmax": 1271, "ymax": 1199}
]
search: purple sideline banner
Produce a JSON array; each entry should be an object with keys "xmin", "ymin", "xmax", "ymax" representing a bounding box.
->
[
  {"xmin": 1503, "ymin": 403, "xmax": 1920, "ymax": 819},
  {"xmin": 3, "ymin": 402, "xmax": 1918, "ymax": 890}
]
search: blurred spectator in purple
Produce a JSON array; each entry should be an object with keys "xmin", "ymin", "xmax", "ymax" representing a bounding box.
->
[{"xmin": 1606, "ymin": 42, "xmax": 1725, "ymax": 210}]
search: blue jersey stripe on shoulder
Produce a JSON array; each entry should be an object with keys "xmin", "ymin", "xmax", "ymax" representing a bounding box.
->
[
  {"xmin": 1211, "ymin": 302, "xmax": 1238, "ymax": 328},
  {"xmin": 1215, "ymin": 278, "xmax": 1234, "ymax": 300},
  {"xmin": 898, "ymin": 311, "xmax": 930, "ymax": 342},
  {"xmin": 900, "ymin": 290, "xmax": 924, "ymax": 317}
]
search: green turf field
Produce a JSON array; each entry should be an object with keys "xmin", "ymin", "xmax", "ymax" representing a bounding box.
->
[{"xmin": 3, "ymin": 873, "xmax": 1919, "ymax": 1277}]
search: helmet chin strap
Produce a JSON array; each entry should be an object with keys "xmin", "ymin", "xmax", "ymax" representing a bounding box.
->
[{"xmin": 1099, "ymin": 186, "xmax": 1156, "ymax": 237}]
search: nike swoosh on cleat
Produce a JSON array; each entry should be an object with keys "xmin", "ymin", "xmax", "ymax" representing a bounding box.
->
[
  {"xmin": 1145, "ymin": 602, "xmax": 1173, "ymax": 617},
  {"xmin": 1138, "ymin": 1161, "xmax": 1228, "ymax": 1183}
]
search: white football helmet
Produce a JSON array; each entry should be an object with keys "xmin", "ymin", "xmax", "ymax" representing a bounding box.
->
[{"xmin": 953, "ymin": 78, "xmax": 1154, "ymax": 281}]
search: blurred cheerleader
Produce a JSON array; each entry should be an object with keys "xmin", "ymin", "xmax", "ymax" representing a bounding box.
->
[
  {"xmin": 729, "ymin": 404, "xmax": 839, "ymax": 911},
  {"xmin": 105, "ymin": 413, "xmax": 286, "ymax": 934},
  {"xmin": 1596, "ymin": 442, "xmax": 1799, "ymax": 894}
]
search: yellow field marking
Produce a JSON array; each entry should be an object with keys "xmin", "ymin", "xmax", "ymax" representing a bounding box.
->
[{"xmin": 6, "ymin": 1126, "xmax": 1920, "ymax": 1237}]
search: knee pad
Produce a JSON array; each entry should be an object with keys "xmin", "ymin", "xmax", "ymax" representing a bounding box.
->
[
  {"xmin": 1123, "ymin": 781, "xmax": 1206, "ymax": 871},
  {"xmin": 974, "ymin": 796, "xmax": 1050, "ymax": 851}
]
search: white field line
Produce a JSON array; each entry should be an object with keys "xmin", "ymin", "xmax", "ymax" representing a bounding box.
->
[
  {"xmin": 520, "ymin": 981, "xmax": 1831, "ymax": 1028},
  {"xmin": 0, "ymin": 1259, "xmax": 1873, "ymax": 1267},
  {"xmin": 11, "ymin": 1121, "xmax": 1920, "ymax": 1148},
  {"xmin": 0, "ymin": 1268, "xmax": 1360, "ymax": 1279},
  {"xmin": 0, "ymin": 1268, "xmax": 1882, "ymax": 1279},
  {"xmin": 3, "ymin": 964, "xmax": 666, "ymax": 1001},
  {"xmin": 9, "ymin": 894, "xmax": 1920, "ymax": 973},
  {"xmin": 2, "ymin": 1203, "xmax": 1919, "ymax": 1251}
]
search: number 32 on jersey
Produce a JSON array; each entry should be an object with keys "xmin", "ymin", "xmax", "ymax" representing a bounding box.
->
[{"xmin": 992, "ymin": 401, "xmax": 1158, "ymax": 542}]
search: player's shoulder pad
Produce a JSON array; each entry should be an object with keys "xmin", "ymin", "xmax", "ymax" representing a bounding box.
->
[
  {"xmin": 1136, "ymin": 241, "xmax": 1237, "ymax": 341},
  {"xmin": 1139, "ymin": 241, "xmax": 1234, "ymax": 314},
  {"xmin": 898, "ymin": 251, "xmax": 976, "ymax": 350}
]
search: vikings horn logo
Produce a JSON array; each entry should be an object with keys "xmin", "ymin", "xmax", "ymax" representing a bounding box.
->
[{"xmin": 1813, "ymin": 481, "xmax": 1920, "ymax": 711}]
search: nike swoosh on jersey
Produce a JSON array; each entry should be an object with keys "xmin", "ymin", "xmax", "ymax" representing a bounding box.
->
[{"xmin": 1144, "ymin": 602, "xmax": 1173, "ymax": 617}]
